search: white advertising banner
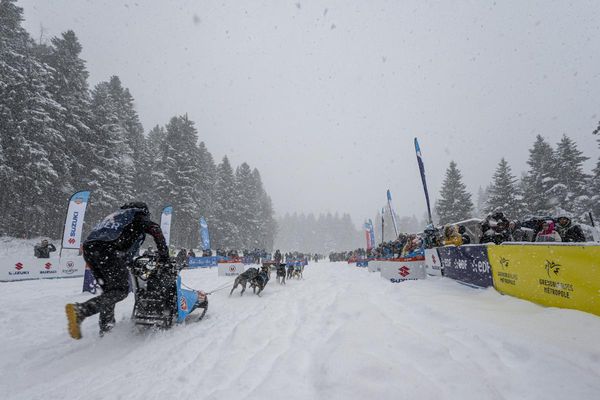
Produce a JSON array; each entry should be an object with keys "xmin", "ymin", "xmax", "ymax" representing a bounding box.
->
[
  {"xmin": 0, "ymin": 251, "xmax": 85, "ymax": 282},
  {"xmin": 61, "ymin": 191, "xmax": 91, "ymax": 249},
  {"xmin": 424, "ymin": 248, "xmax": 443, "ymax": 276},
  {"xmin": 379, "ymin": 257, "xmax": 427, "ymax": 283},
  {"xmin": 368, "ymin": 260, "xmax": 382, "ymax": 273},
  {"xmin": 218, "ymin": 262, "xmax": 245, "ymax": 277},
  {"xmin": 58, "ymin": 249, "xmax": 86, "ymax": 278},
  {"xmin": 160, "ymin": 206, "xmax": 173, "ymax": 247}
]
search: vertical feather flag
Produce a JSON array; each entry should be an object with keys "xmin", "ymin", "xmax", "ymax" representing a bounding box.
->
[
  {"xmin": 414, "ymin": 138, "xmax": 433, "ymax": 225},
  {"xmin": 387, "ymin": 189, "xmax": 399, "ymax": 238}
]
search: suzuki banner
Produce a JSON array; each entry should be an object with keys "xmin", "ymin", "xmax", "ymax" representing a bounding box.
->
[
  {"xmin": 200, "ymin": 217, "xmax": 210, "ymax": 251},
  {"xmin": 160, "ymin": 206, "xmax": 173, "ymax": 247},
  {"xmin": 0, "ymin": 252, "xmax": 85, "ymax": 282},
  {"xmin": 61, "ymin": 191, "xmax": 91, "ymax": 249},
  {"xmin": 379, "ymin": 256, "xmax": 427, "ymax": 282},
  {"xmin": 437, "ymin": 245, "xmax": 493, "ymax": 288},
  {"xmin": 488, "ymin": 244, "xmax": 600, "ymax": 317}
]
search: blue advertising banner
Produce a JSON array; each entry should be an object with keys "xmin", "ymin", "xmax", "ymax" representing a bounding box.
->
[
  {"xmin": 286, "ymin": 259, "xmax": 307, "ymax": 267},
  {"xmin": 199, "ymin": 217, "xmax": 210, "ymax": 251},
  {"xmin": 356, "ymin": 260, "xmax": 369, "ymax": 267},
  {"xmin": 188, "ymin": 256, "xmax": 218, "ymax": 268},
  {"xmin": 436, "ymin": 245, "xmax": 493, "ymax": 288}
]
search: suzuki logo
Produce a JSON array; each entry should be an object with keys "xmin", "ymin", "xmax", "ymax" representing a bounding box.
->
[
  {"xmin": 398, "ymin": 266, "xmax": 410, "ymax": 277},
  {"xmin": 68, "ymin": 238, "xmax": 76, "ymax": 245},
  {"xmin": 431, "ymin": 254, "xmax": 437, "ymax": 265},
  {"xmin": 15, "ymin": 262, "xmax": 23, "ymax": 270},
  {"xmin": 44, "ymin": 263, "xmax": 52, "ymax": 270}
]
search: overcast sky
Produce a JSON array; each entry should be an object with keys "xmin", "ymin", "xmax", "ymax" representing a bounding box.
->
[{"xmin": 19, "ymin": 0, "xmax": 600, "ymax": 225}]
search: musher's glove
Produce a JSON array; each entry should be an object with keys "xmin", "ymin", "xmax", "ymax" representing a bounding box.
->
[{"xmin": 158, "ymin": 254, "xmax": 170, "ymax": 264}]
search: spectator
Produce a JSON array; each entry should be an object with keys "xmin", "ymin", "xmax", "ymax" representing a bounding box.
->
[
  {"xmin": 187, "ymin": 249, "xmax": 196, "ymax": 258},
  {"xmin": 535, "ymin": 220, "xmax": 562, "ymax": 242},
  {"xmin": 274, "ymin": 249, "xmax": 282, "ymax": 264},
  {"xmin": 443, "ymin": 225, "xmax": 463, "ymax": 246},
  {"xmin": 401, "ymin": 234, "xmax": 423, "ymax": 257},
  {"xmin": 556, "ymin": 215, "xmax": 586, "ymax": 243},
  {"xmin": 423, "ymin": 224, "xmax": 441, "ymax": 249},
  {"xmin": 176, "ymin": 248, "xmax": 187, "ymax": 264},
  {"xmin": 507, "ymin": 220, "xmax": 527, "ymax": 242},
  {"xmin": 480, "ymin": 212, "xmax": 510, "ymax": 244},
  {"xmin": 458, "ymin": 225, "xmax": 471, "ymax": 244},
  {"xmin": 34, "ymin": 239, "xmax": 56, "ymax": 258}
]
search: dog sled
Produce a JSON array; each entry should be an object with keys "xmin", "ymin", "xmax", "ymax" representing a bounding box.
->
[{"xmin": 131, "ymin": 255, "xmax": 208, "ymax": 329}]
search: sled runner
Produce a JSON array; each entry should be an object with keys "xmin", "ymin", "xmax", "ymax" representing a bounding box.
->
[{"xmin": 130, "ymin": 255, "xmax": 208, "ymax": 329}]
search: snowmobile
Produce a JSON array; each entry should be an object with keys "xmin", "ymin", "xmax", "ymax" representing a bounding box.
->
[{"xmin": 130, "ymin": 254, "xmax": 208, "ymax": 329}]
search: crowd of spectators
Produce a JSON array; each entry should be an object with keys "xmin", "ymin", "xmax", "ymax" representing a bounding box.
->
[
  {"xmin": 478, "ymin": 212, "xmax": 586, "ymax": 244},
  {"xmin": 328, "ymin": 211, "xmax": 588, "ymax": 262}
]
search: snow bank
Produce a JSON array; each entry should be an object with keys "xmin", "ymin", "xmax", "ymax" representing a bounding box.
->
[{"xmin": 1, "ymin": 262, "xmax": 599, "ymax": 400}]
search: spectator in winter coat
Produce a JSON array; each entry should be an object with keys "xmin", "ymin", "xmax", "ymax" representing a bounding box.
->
[
  {"xmin": 443, "ymin": 225, "xmax": 463, "ymax": 246},
  {"xmin": 480, "ymin": 212, "xmax": 510, "ymax": 244},
  {"xmin": 274, "ymin": 249, "xmax": 282, "ymax": 264},
  {"xmin": 556, "ymin": 216, "xmax": 586, "ymax": 243},
  {"xmin": 507, "ymin": 221, "xmax": 527, "ymax": 242},
  {"xmin": 187, "ymin": 249, "xmax": 196, "ymax": 258},
  {"xmin": 458, "ymin": 225, "xmax": 471, "ymax": 244},
  {"xmin": 176, "ymin": 248, "xmax": 187, "ymax": 265},
  {"xmin": 34, "ymin": 239, "xmax": 56, "ymax": 258},
  {"xmin": 535, "ymin": 220, "xmax": 562, "ymax": 242},
  {"xmin": 401, "ymin": 235, "xmax": 423, "ymax": 257},
  {"xmin": 423, "ymin": 224, "xmax": 441, "ymax": 249}
]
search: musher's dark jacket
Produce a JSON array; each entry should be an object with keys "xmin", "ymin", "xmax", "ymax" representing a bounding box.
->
[{"xmin": 84, "ymin": 207, "xmax": 169, "ymax": 260}]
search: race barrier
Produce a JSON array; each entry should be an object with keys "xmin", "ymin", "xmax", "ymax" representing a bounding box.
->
[
  {"xmin": 436, "ymin": 245, "xmax": 493, "ymax": 288},
  {"xmin": 286, "ymin": 259, "xmax": 308, "ymax": 267},
  {"xmin": 217, "ymin": 260, "xmax": 245, "ymax": 277},
  {"xmin": 0, "ymin": 250, "xmax": 85, "ymax": 282},
  {"xmin": 424, "ymin": 248, "xmax": 442, "ymax": 276},
  {"xmin": 188, "ymin": 256, "xmax": 219, "ymax": 268},
  {"xmin": 487, "ymin": 243, "xmax": 600, "ymax": 317},
  {"xmin": 379, "ymin": 256, "xmax": 427, "ymax": 283},
  {"xmin": 368, "ymin": 260, "xmax": 381, "ymax": 273}
]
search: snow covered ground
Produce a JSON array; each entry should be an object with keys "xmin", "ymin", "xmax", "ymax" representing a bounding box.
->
[{"xmin": 1, "ymin": 262, "xmax": 600, "ymax": 400}]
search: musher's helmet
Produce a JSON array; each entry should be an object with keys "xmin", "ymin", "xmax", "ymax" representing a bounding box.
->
[{"xmin": 121, "ymin": 201, "xmax": 150, "ymax": 215}]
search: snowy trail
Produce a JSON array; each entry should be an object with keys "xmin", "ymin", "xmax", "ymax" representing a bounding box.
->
[{"xmin": 1, "ymin": 262, "xmax": 600, "ymax": 400}]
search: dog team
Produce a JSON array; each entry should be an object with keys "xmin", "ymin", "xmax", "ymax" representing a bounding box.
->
[{"xmin": 230, "ymin": 262, "xmax": 305, "ymax": 296}]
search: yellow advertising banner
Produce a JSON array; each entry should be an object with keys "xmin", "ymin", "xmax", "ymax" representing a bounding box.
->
[{"xmin": 487, "ymin": 244, "xmax": 600, "ymax": 316}]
